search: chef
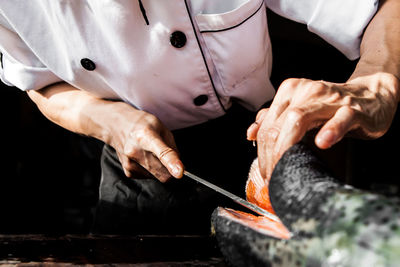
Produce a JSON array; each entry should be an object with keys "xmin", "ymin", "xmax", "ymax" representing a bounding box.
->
[{"xmin": 0, "ymin": 0, "xmax": 399, "ymax": 234}]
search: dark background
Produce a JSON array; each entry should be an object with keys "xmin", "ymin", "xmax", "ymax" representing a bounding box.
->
[{"xmin": 0, "ymin": 9, "xmax": 399, "ymax": 234}]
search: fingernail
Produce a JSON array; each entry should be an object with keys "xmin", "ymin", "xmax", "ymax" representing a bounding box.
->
[
  {"xmin": 247, "ymin": 123, "xmax": 258, "ymax": 140},
  {"xmin": 170, "ymin": 164, "xmax": 182, "ymax": 178},
  {"xmin": 248, "ymin": 122, "xmax": 258, "ymax": 131},
  {"xmin": 316, "ymin": 130, "xmax": 336, "ymax": 148}
]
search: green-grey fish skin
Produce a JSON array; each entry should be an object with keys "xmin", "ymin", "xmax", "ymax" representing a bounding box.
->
[{"xmin": 212, "ymin": 143, "xmax": 400, "ymax": 267}]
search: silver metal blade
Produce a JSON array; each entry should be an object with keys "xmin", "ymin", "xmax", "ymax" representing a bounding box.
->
[{"xmin": 184, "ymin": 170, "xmax": 280, "ymax": 222}]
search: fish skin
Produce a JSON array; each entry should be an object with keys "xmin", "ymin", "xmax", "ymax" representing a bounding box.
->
[{"xmin": 212, "ymin": 143, "xmax": 400, "ymax": 267}]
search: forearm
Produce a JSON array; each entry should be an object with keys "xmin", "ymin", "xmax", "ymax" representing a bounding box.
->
[
  {"xmin": 349, "ymin": 0, "xmax": 400, "ymax": 100},
  {"xmin": 27, "ymin": 82, "xmax": 183, "ymax": 180},
  {"xmin": 26, "ymin": 82, "xmax": 138, "ymax": 147}
]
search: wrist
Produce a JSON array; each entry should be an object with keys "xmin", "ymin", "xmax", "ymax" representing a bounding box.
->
[
  {"xmin": 91, "ymin": 101, "xmax": 140, "ymax": 150},
  {"xmin": 348, "ymin": 71, "xmax": 400, "ymax": 103}
]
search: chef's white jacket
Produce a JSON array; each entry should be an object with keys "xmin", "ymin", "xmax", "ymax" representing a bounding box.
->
[{"xmin": 0, "ymin": 0, "xmax": 378, "ymax": 130}]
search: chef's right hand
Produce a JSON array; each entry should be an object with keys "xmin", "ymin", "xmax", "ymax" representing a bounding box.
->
[
  {"xmin": 27, "ymin": 83, "xmax": 183, "ymax": 183},
  {"xmin": 109, "ymin": 105, "xmax": 184, "ymax": 183}
]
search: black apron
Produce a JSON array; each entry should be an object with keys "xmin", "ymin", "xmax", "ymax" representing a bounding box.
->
[{"xmin": 91, "ymin": 104, "xmax": 258, "ymax": 234}]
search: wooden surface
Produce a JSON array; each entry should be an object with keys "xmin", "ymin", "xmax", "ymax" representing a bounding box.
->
[{"xmin": 0, "ymin": 234, "xmax": 227, "ymax": 266}]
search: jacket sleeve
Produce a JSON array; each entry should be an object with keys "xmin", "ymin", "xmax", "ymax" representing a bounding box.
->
[
  {"xmin": 265, "ymin": 0, "xmax": 379, "ymax": 60},
  {"xmin": 0, "ymin": 10, "xmax": 61, "ymax": 91}
]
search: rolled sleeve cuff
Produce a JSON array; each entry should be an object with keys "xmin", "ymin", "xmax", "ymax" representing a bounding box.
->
[
  {"xmin": 266, "ymin": 0, "xmax": 379, "ymax": 60},
  {"xmin": 0, "ymin": 53, "xmax": 61, "ymax": 91},
  {"xmin": 307, "ymin": 0, "xmax": 378, "ymax": 60}
]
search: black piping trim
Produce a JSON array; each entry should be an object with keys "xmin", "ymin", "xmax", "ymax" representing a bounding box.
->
[
  {"xmin": 0, "ymin": 52, "xmax": 3, "ymax": 69},
  {"xmin": 184, "ymin": 0, "xmax": 226, "ymax": 112},
  {"xmin": 200, "ymin": 1, "xmax": 264, "ymax": 33},
  {"xmin": 138, "ymin": 0, "xmax": 149, "ymax": 25}
]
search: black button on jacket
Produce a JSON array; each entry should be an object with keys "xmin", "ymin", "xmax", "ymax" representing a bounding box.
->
[
  {"xmin": 81, "ymin": 58, "xmax": 96, "ymax": 71},
  {"xmin": 170, "ymin": 31, "xmax": 187, "ymax": 48}
]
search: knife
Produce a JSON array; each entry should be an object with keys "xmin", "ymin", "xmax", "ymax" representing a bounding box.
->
[{"xmin": 184, "ymin": 170, "xmax": 280, "ymax": 222}]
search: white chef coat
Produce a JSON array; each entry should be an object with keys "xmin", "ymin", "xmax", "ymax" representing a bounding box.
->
[{"xmin": 0, "ymin": 0, "xmax": 378, "ymax": 130}]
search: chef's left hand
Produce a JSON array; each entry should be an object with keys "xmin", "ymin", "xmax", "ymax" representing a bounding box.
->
[{"xmin": 247, "ymin": 73, "xmax": 399, "ymax": 180}]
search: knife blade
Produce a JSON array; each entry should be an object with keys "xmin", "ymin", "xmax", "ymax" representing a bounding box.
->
[{"xmin": 184, "ymin": 170, "xmax": 280, "ymax": 222}]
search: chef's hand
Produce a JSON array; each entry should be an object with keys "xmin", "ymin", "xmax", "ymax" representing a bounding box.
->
[
  {"xmin": 247, "ymin": 73, "xmax": 399, "ymax": 180},
  {"xmin": 109, "ymin": 106, "xmax": 184, "ymax": 182},
  {"xmin": 27, "ymin": 83, "xmax": 183, "ymax": 183}
]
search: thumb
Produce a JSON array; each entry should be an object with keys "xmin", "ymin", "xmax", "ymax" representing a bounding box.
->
[{"xmin": 137, "ymin": 131, "xmax": 184, "ymax": 178}]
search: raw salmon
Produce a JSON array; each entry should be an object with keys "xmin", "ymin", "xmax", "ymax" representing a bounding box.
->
[
  {"xmin": 212, "ymin": 143, "xmax": 400, "ymax": 267},
  {"xmin": 215, "ymin": 208, "xmax": 291, "ymax": 240},
  {"xmin": 214, "ymin": 157, "xmax": 291, "ymax": 241},
  {"xmin": 245, "ymin": 158, "xmax": 274, "ymax": 214}
]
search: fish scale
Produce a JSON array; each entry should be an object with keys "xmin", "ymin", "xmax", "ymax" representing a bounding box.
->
[{"xmin": 212, "ymin": 143, "xmax": 400, "ymax": 267}]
